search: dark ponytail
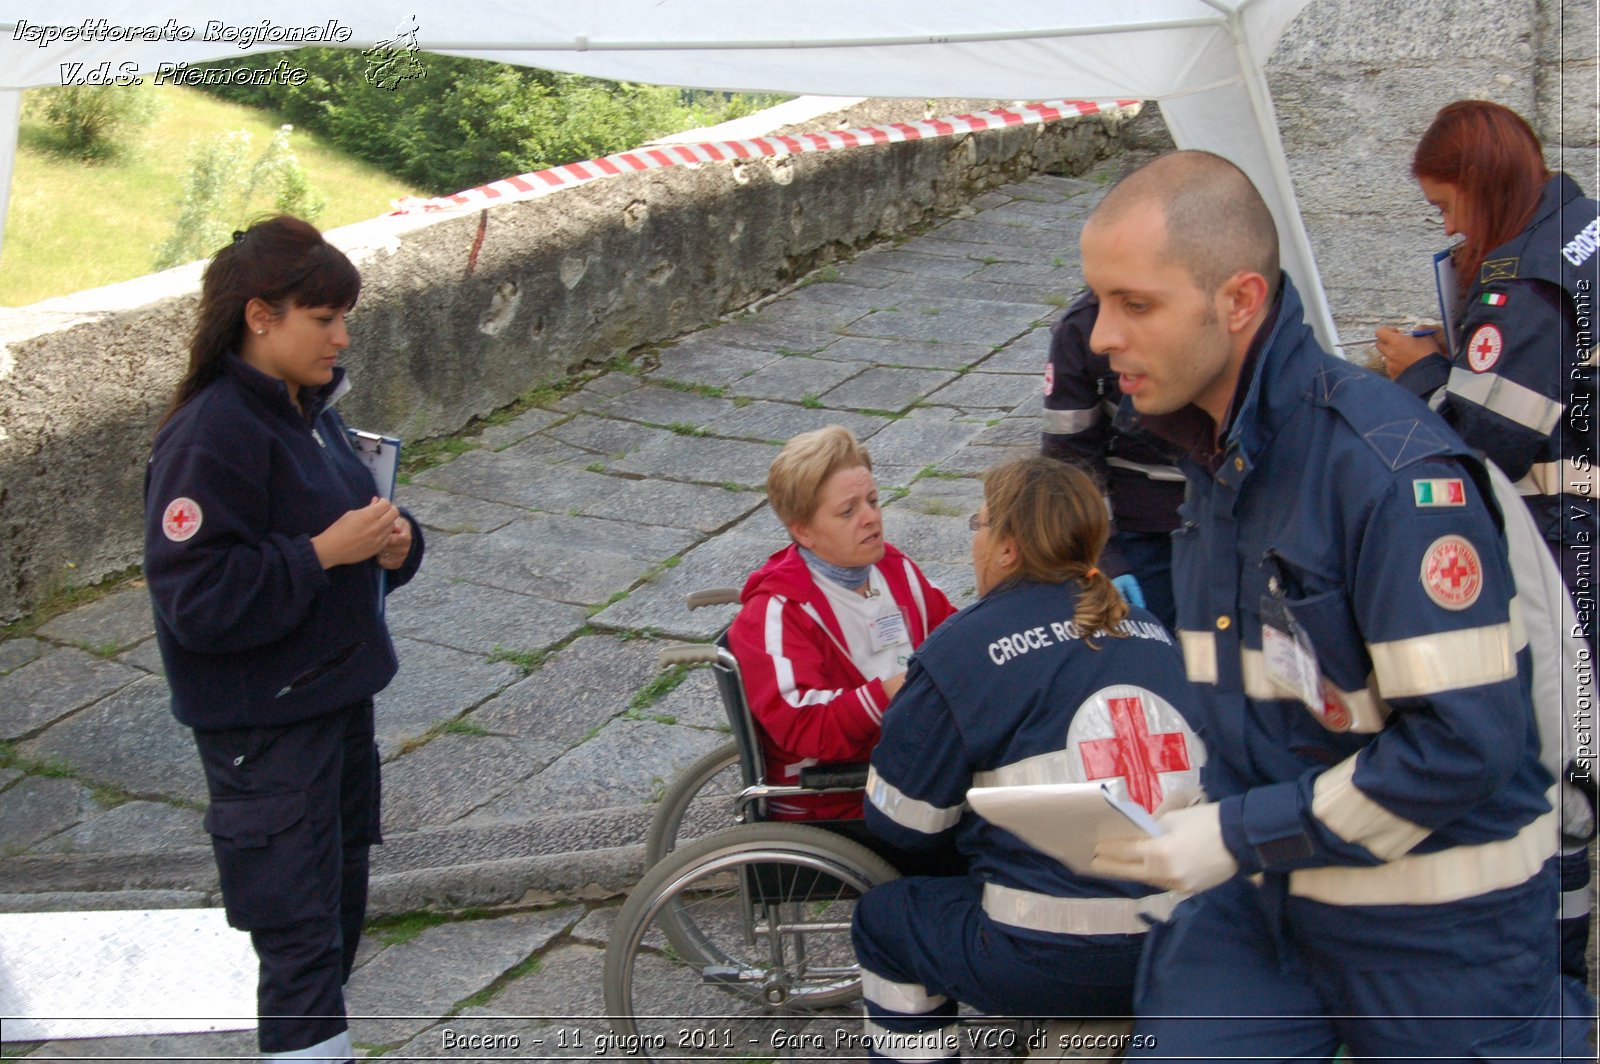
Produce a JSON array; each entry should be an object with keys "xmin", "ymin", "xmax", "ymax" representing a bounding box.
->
[{"xmin": 162, "ymin": 215, "xmax": 361, "ymax": 427}]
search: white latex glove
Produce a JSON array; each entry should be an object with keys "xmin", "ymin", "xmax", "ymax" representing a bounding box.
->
[
  {"xmin": 1561, "ymin": 781, "xmax": 1596, "ymax": 842},
  {"xmin": 1090, "ymin": 802, "xmax": 1239, "ymax": 893}
]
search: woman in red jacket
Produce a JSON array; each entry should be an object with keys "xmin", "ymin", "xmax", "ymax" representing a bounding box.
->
[{"xmin": 729, "ymin": 425, "xmax": 956, "ymax": 819}]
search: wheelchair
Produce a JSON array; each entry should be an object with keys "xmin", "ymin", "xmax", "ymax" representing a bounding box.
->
[{"xmin": 601, "ymin": 589, "xmax": 906, "ymax": 1059}]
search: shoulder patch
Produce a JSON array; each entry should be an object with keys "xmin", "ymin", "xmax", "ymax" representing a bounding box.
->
[
  {"xmin": 1413, "ymin": 478, "xmax": 1466, "ymax": 507},
  {"xmin": 1480, "ymin": 257, "xmax": 1520, "ymax": 283},
  {"xmin": 1420, "ymin": 535, "xmax": 1483, "ymax": 610},
  {"xmin": 1314, "ymin": 362, "xmax": 1461, "ymax": 471},
  {"xmin": 162, "ymin": 498, "xmax": 203, "ymax": 542},
  {"xmin": 1465, "ymin": 324, "xmax": 1503, "ymax": 373},
  {"xmin": 1065, "ymin": 685, "xmax": 1203, "ymax": 813},
  {"xmin": 1359, "ymin": 418, "xmax": 1459, "ymax": 471},
  {"xmin": 1479, "ymin": 291, "xmax": 1509, "ymax": 307},
  {"xmin": 1042, "ymin": 361, "xmax": 1055, "ymax": 395}
]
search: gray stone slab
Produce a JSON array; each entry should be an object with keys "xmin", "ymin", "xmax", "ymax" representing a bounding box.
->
[
  {"xmin": 20, "ymin": 674, "xmax": 207, "ymax": 804},
  {"xmin": 829, "ymin": 262, "xmax": 914, "ymax": 289},
  {"xmin": 0, "ymin": 775, "xmax": 102, "ymax": 851},
  {"xmin": 35, "ymin": 587, "xmax": 155, "ymax": 653},
  {"xmin": 542, "ymin": 413, "xmax": 672, "ymax": 461},
  {"xmin": 0, "ymin": 636, "xmax": 48, "ymax": 674},
  {"xmin": 421, "ymin": 514, "xmax": 697, "ymax": 606},
  {"xmin": 476, "ymin": 407, "xmax": 564, "ymax": 451},
  {"xmin": 613, "ymin": 432, "xmax": 784, "ymax": 488},
  {"xmin": 0, "ymin": 646, "xmax": 143, "ymax": 741},
  {"xmin": 701, "ymin": 321, "xmax": 842, "ymax": 357},
  {"xmin": 967, "ymin": 415, "xmax": 1043, "ymax": 448},
  {"xmin": 818, "ymin": 366, "xmax": 959, "ymax": 413},
  {"xmin": 783, "ymin": 279, "xmax": 905, "ymax": 312},
  {"xmin": 588, "ymin": 531, "xmax": 784, "ymax": 640},
  {"xmin": 648, "ymin": 342, "xmax": 781, "ymax": 389},
  {"xmin": 0, "ymin": 766, "xmax": 21, "ymax": 789},
  {"xmin": 470, "ymin": 634, "xmax": 663, "ymax": 746},
  {"xmin": 380, "ymin": 731, "xmax": 565, "ymax": 831},
  {"xmin": 412, "ymin": 446, "xmax": 618, "ymax": 512},
  {"xmin": 719, "ymin": 353, "xmax": 863, "ymax": 403},
  {"xmin": 844, "ymin": 305, "xmax": 1038, "ymax": 345},
  {"xmin": 462, "ymin": 941, "xmax": 607, "ymax": 1022},
  {"xmin": 897, "ymin": 475, "xmax": 985, "ymax": 521},
  {"xmin": 385, "ymin": 574, "xmax": 585, "ymax": 658},
  {"xmin": 747, "ymin": 297, "xmax": 871, "ymax": 334},
  {"xmin": 701, "ymin": 401, "xmax": 889, "ymax": 446},
  {"xmin": 909, "ymin": 233, "xmax": 1068, "ymax": 268},
  {"xmin": 939, "ymin": 439, "xmax": 1019, "ymax": 475},
  {"xmin": 850, "ymin": 416, "xmax": 986, "ymax": 473},
  {"xmin": 344, "ymin": 908, "xmax": 581, "ymax": 1047},
  {"xmin": 920, "ymin": 559, "xmax": 979, "ymax": 608},
  {"xmin": 23, "ymin": 1030, "xmax": 258, "ymax": 1063},
  {"xmin": 927, "ymin": 371, "xmax": 1046, "ymax": 411},
  {"xmin": 929, "ymin": 217, "xmax": 1079, "ymax": 253},
  {"xmin": 479, "ymin": 718, "xmax": 722, "ymax": 819},
  {"xmin": 881, "ymin": 507, "xmax": 975, "ymax": 567},
  {"xmin": 647, "ymin": 666, "xmax": 734, "ymax": 733},
  {"xmin": 597, "ymin": 382, "xmax": 740, "ymax": 430},
  {"xmin": 971, "ymin": 260, "xmax": 1082, "ymax": 288},
  {"xmin": 376, "ymin": 637, "xmax": 525, "ymax": 752},
  {"xmin": 549, "ymin": 372, "xmax": 643, "ymax": 414},
  {"xmin": 32, "ymin": 799, "xmax": 205, "ymax": 855},
  {"xmin": 815, "ymin": 335, "xmax": 991, "ymax": 371},
  {"xmin": 978, "ymin": 337, "xmax": 1052, "ymax": 374},
  {"xmin": 399, "ymin": 483, "xmax": 529, "ymax": 534},
  {"xmin": 116, "ymin": 638, "xmax": 165, "ymax": 676},
  {"xmin": 853, "ymin": 248, "xmax": 986, "ymax": 280},
  {"xmin": 579, "ymin": 476, "xmax": 764, "ymax": 535}
]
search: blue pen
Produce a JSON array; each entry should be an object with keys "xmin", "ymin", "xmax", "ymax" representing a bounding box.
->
[{"xmin": 1335, "ymin": 328, "xmax": 1440, "ymax": 346}]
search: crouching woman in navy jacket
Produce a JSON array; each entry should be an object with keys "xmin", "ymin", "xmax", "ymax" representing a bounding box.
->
[
  {"xmin": 144, "ymin": 216, "xmax": 423, "ymax": 1062},
  {"xmin": 853, "ymin": 456, "xmax": 1203, "ymax": 1061}
]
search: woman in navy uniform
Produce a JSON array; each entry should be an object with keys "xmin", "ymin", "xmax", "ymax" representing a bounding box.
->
[
  {"xmin": 852, "ymin": 456, "xmax": 1203, "ymax": 1061},
  {"xmin": 144, "ymin": 216, "xmax": 423, "ymax": 1061},
  {"xmin": 1376, "ymin": 99, "xmax": 1596, "ymax": 995}
]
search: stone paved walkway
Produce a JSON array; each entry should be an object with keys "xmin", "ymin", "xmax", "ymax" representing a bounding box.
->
[{"xmin": 0, "ymin": 163, "xmax": 1120, "ymax": 1060}]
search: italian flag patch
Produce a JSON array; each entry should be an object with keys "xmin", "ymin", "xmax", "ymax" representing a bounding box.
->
[
  {"xmin": 1414, "ymin": 478, "xmax": 1466, "ymax": 507},
  {"xmin": 1480, "ymin": 292, "xmax": 1508, "ymax": 306}
]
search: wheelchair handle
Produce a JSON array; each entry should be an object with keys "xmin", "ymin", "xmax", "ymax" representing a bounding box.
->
[
  {"xmin": 686, "ymin": 588, "xmax": 741, "ymax": 609},
  {"xmin": 659, "ymin": 643, "xmax": 723, "ymax": 667}
]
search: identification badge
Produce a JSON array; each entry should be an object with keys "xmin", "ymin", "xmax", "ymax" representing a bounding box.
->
[
  {"xmin": 1260, "ymin": 594, "xmax": 1322, "ymax": 713},
  {"xmin": 868, "ymin": 608, "xmax": 910, "ymax": 654}
]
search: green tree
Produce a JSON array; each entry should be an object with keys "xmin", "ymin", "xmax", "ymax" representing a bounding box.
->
[
  {"xmin": 31, "ymin": 85, "xmax": 161, "ymax": 162},
  {"xmin": 154, "ymin": 125, "xmax": 325, "ymax": 270}
]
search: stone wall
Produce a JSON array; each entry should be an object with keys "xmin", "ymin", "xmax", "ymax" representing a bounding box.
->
[
  {"xmin": 0, "ymin": 103, "xmax": 1134, "ymax": 621},
  {"xmin": 1268, "ymin": 0, "xmax": 1595, "ymax": 338}
]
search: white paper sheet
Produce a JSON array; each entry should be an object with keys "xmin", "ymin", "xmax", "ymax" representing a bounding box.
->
[{"xmin": 967, "ymin": 782, "xmax": 1161, "ymax": 875}]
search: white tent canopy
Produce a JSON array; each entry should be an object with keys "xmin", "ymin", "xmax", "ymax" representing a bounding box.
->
[{"xmin": 0, "ymin": 0, "xmax": 1334, "ymax": 343}]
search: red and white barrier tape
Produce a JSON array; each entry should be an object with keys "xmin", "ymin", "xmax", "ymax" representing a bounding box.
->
[{"xmin": 390, "ymin": 98, "xmax": 1138, "ymax": 216}]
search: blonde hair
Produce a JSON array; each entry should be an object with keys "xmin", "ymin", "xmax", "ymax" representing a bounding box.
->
[
  {"xmin": 981, "ymin": 456, "xmax": 1128, "ymax": 642},
  {"xmin": 767, "ymin": 425, "xmax": 875, "ymax": 528}
]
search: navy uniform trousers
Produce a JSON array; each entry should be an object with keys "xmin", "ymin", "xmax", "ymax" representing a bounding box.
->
[{"xmin": 194, "ymin": 698, "xmax": 379, "ymax": 1059}]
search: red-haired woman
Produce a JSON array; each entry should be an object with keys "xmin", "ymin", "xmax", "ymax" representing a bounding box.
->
[
  {"xmin": 144, "ymin": 216, "xmax": 423, "ymax": 1062},
  {"xmin": 1376, "ymin": 98, "xmax": 1596, "ymax": 1010}
]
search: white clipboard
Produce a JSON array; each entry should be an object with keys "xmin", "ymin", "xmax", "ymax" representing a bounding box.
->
[
  {"xmin": 346, "ymin": 428, "xmax": 401, "ymax": 499},
  {"xmin": 966, "ymin": 782, "xmax": 1162, "ymax": 875}
]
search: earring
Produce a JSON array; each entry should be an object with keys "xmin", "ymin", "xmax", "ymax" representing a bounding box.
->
[{"xmin": 256, "ymin": 329, "xmax": 265, "ymax": 335}]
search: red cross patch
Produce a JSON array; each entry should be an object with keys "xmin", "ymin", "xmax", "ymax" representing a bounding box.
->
[
  {"xmin": 1421, "ymin": 534, "xmax": 1482, "ymax": 610},
  {"xmin": 1067, "ymin": 686, "xmax": 1203, "ymax": 813},
  {"xmin": 1043, "ymin": 362, "xmax": 1055, "ymax": 395},
  {"xmin": 1465, "ymin": 323, "xmax": 1503, "ymax": 373},
  {"xmin": 162, "ymin": 497, "xmax": 203, "ymax": 542}
]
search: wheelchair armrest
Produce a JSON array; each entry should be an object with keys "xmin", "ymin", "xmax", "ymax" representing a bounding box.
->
[
  {"xmin": 658, "ymin": 643, "xmax": 721, "ymax": 667},
  {"xmin": 798, "ymin": 763, "xmax": 870, "ymax": 790},
  {"xmin": 686, "ymin": 588, "xmax": 741, "ymax": 609}
]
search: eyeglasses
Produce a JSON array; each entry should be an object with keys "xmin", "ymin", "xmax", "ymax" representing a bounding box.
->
[{"xmin": 968, "ymin": 513, "xmax": 989, "ymax": 532}]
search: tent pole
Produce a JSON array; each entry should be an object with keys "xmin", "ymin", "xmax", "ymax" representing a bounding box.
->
[{"xmin": 0, "ymin": 89, "xmax": 19, "ymax": 262}]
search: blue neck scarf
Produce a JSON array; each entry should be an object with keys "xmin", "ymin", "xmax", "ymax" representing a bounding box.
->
[{"xmin": 799, "ymin": 546, "xmax": 873, "ymax": 592}]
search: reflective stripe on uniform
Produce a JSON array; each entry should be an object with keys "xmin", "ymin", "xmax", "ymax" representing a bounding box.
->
[
  {"xmin": 972, "ymin": 750, "xmax": 1074, "ymax": 788},
  {"xmin": 862, "ymin": 970, "xmax": 948, "ymax": 1014},
  {"xmin": 902, "ymin": 558, "xmax": 930, "ymax": 635},
  {"xmin": 864, "ymin": 1020, "xmax": 960, "ymax": 1061},
  {"xmin": 1178, "ymin": 630, "xmax": 1217, "ymax": 684},
  {"xmin": 1562, "ymin": 882, "xmax": 1593, "ymax": 921},
  {"xmin": 981, "ymin": 882, "xmax": 1180, "ymax": 935},
  {"xmin": 1288, "ymin": 808, "xmax": 1558, "ymax": 906},
  {"xmin": 1447, "ymin": 366, "xmax": 1564, "ymax": 435},
  {"xmin": 1311, "ymin": 756, "xmax": 1431, "ymax": 861},
  {"xmin": 1513, "ymin": 457, "xmax": 1597, "ymax": 497},
  {"xmin": 1105, "ymin": 456, "xmax": 1188, "ymax": 482},
  {"xmin": 262, "ymin": 1031, "xmax": 353, "ymax": 1061},
  {"xmin": 865, "ymin": 766, "xmax": 963, "ymax": 834},
  {"xmin": 1042, "ymin": 406, "xmax": 1104, "ymax": 435},
  {"xmin": 1367, "ymin": 623, "xmax": 1516, "ymax": 699},
  {"xmin": 1238, "ymin": 650, "xmax": 1390, "ymax": 732}
]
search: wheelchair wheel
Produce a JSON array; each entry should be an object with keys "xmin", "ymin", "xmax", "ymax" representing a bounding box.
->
[
  {"xmin": 646, "ymin": 741, "xmax": 744, "ymax": 865},
  {"xmin": 603, "ymin": 823, "xmax": 900, "ymax": 1059}
]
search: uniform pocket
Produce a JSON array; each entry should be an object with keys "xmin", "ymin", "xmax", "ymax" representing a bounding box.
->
[{"xmin": 204, "ymin": 791, "xmax": 328, "ymax": 929}]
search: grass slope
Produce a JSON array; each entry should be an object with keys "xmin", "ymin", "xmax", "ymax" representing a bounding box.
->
[{"xmin": 0, "ymin": 84, "xmax": 423, "ymax": 307}]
